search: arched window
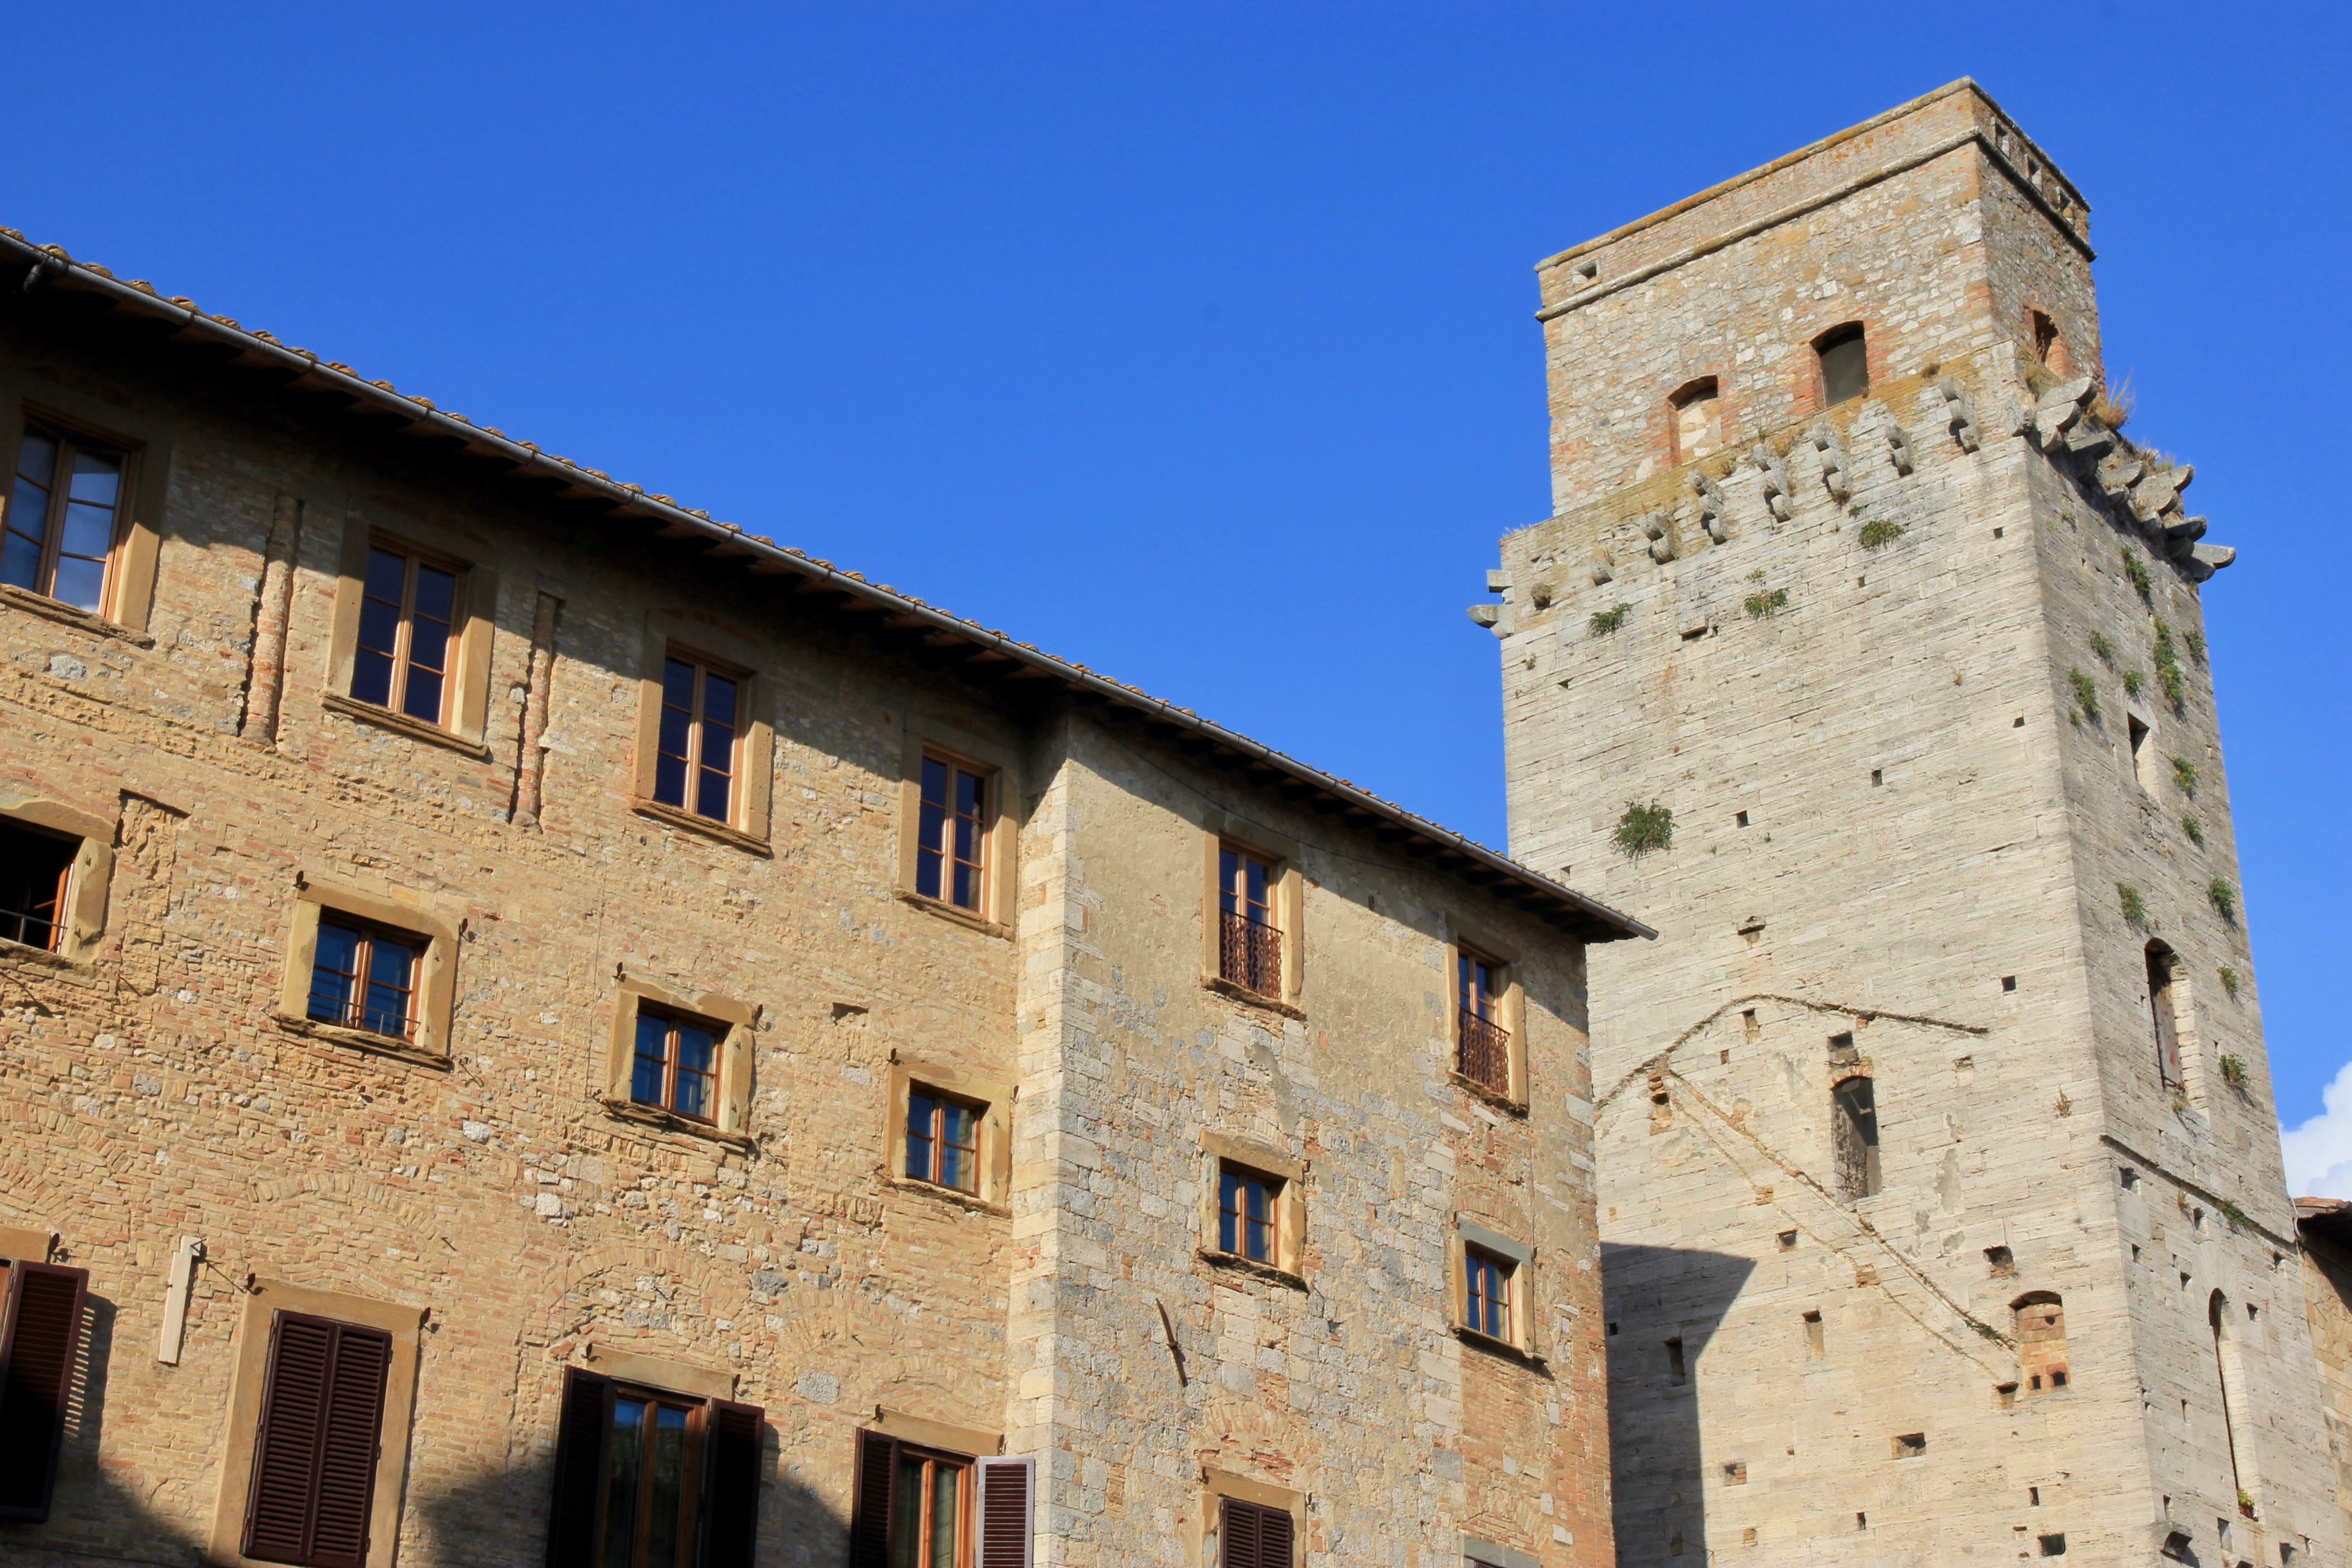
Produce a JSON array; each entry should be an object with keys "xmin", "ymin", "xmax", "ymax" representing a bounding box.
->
[
  {"xmin": 1669, "ymin": 377, "xmax": 1722, "ymax": 462},
  {"xmin": 2146, "ymin": 942, "xmax": 2184, "ymax": 1091},
  {"xmin": 1814, "ymin": 323, "xmax": 1869, "ymax": 406},
  {"xmin": 2014, "ymin": 1292, "xmax": 2069, "ymax": 1392},
  {"xmin": 1832, "ymin": 1074, "xmax": 1881, "ymax": 1198}
]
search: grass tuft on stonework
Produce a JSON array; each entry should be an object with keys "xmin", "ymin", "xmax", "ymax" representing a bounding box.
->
[
  {"xmin": 2172, "ymin": 756, "xmax": 2197, "ymax": 797},
  {"xmin": 1613, "ymin": 799, "xmax": 1674, "ymax": 859},
  {"xmin": 1743, "ymin": 587, "xmax": 1788, "ymax": 620},
  {"xmin": 2208, "ymin": 878, "xmax": 2236, "ymax": 922},
  {"xmin": 2089, "ymin": 631, "xmax": 2116, "ymax": 667},
  {"xmin": 2068, "ymin": 668, "xmax": 2099, "ymax": 720},
  {"xmin": 2117, "ymin": 883, "xmax": 2146, "ymax": 924},
  {"xmin": 2219, "ymin": 965, "xmax": 2240, "ymax": 999},
  {"xmin": 1857, "ymin": 519, "xmax": 1905, "ymax": 550},
  {"xmin": 1588, "ymin": 603, "xmax": 1631, "ymax": 637},
  {"xmin": 2181, "ymin": 815, "xmax": 2203, "ymax": 847},
  {"xmin": 2123, "ymin": 550, "xmax": 2153, "ymax": 605}
]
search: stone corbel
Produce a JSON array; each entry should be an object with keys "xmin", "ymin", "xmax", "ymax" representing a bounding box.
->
[
  {"xmin": 1935, "ymin": 377, "xmax": 1980, "ymax": 453},
  {"xmin": 1808, "ymin": 424, "xmax": 1851, "ymax": 503}
]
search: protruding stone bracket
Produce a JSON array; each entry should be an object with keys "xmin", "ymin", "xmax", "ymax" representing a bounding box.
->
[
  {"xmin": 1932, "ymin": 376, "xmax": 1980, "ymax": 453},
  {"xmin": 1807, "ymin": 424, "xmax": 1851, "ymax": 502}
]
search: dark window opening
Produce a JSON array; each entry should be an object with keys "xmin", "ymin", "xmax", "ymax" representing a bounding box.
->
[
  {"xmin": 1219, "ymin": 1164, "xmax": 1281, "ymax": 1264},
  {"xmin": 0, "ymin": 821, "xmax": 75, "ymax": 953},
  {"xmin": 4, "ymin": 423, "xmax": 127, "ymax": 614},
  {"xmin": 0, "ymin": 1256, "xmax": 90, "ymax": 1523},
  {"xmin": 2147, "ymin": 942, "xmax": 2184, "ymax": 1090},
  {"xmin": 632, "ymin": 1008, "xmax": 721, "ymax": 1124},
  {"xmin": 2030, "ymin": 310, "xmax": 2069, "ymax": 373},
  {"xmin": 351, "ymin": 544, "xmax": 460, "ymax": 725},
  {"xmin": 2003, "ymin": 975, "xmax": 2019, "ymax": 993},
  {"xmin": 1986, "ymin": 1246, "xmax": 2015, "ymax": 1277},
  {"xmin": 1464, "ymin": 1247, "xmax": 1513, "ymax": 1342},
  {"xmin": 1665, "ymin": 1336, "xmax": 1686, "ymax": 1385},
  {"xmin": 916, "ymin": 754, "xmax": 990, "ymax": 911},
  {"xmin": 906, "ymin": 1089, "xmax": 981, "ymax": 1194},
  {"xmin": 1815, "ymin": 324, "xmax": 1869, "ymax": 405},
  {"xmin": 306, "ymin": 919, "xmax": 421, "ymax": 1040},
  {"xmin": 1892, "ymin": 1432, "xmax": 1926, "ymax": 1459},
  {"xmin": 653, "ymin": 653, "xmax": 740, "ymax": 824},
  {"xmin": 548, "ymin": 1368, "xmax": 762, "ymax": 1568},
  {"xmin": 2039, "ymin": 1533, "xmax": 2067, "ymax": 1556},
  {"xmin": 1456, "ymin": 951, "xmax": 1509, "ymax": 1093},
  {"xmin": 1217, "ymin": 846, "xmax": 1281, "ymax": 996},
  {"xmin": 1833, "ymin": 1076, "xmax": 1882, "ymax": 1199},
  {"xmin": 1803, "ymin": 1310, "xmax": 1824, "ymax": 1359}
]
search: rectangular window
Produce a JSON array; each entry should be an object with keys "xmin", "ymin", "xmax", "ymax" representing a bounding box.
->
[
  {"xmin": 1465, "ymin": 1248, "xmax": 1513, "ymax": 1343},
  {"xmin": 306, "ymin": 919, "xmax": 421, "ymax": 1040},
  {"xmin": 350, "ymin": 544, "xmax": 461, "ymax": 725},
  {"xmin": 545, "ymin": 1368, "xmax": 764, "ymax": 1568},
  {"xmin": 1217, "ymin": 847, "xmax": 1281, "ymax": 995},
  {"xmin": 4, "ymin": 425, "xmax": 127, "ymax": 614},
  {"xmin": 906, "ymin": 1089, "xmax": 980, "ymax": 1194},
  {"xmin": 1816, "ymin": 324, "xmax": 1869, "ymax": 406},
  {"xmin": 1218, "ymin": 1165, "xmax": 1280, "ymax": 1263},
  {"xmin": 654, "ymin": 654, "xmax": 740, "ymax": 824},
  {"xmin": 240, "ymin": 1312, "xmax": 392, "ymax": 1568},
  {"xmin": 0, "ymin": 1255, "xmax": 90, "ymax": 1523},
  {"xmin": 915, "ymin": 755, "xmax": 990, "ymax": 911},
  {"xmin": 602, "ymin": 1391, "xmax": 698, "ymax": 1568},
  {"xmin": 1219, "ymin": 1496, "xmax": 1294, "ymax": 1568},
  {"xmin": 631, "ymin": 1009, "xmax": 720, "ymax": 1124},
  {"xmin": 0, "ymin": 821, "xmax": 76, "ymax": 953},
  {"xmin": 850, "ymin": 1431, "xmax": 1030, "ymax": 1568},
  {"xmin": 1832, "ymin": 1076, "xmax": 1882, "ymax": 1198},
  {"xmin": 1456, "ymin": 952, "xmax": 1509, "ymax": 1093},
  {"xmin": 891, "ymin": 1445, "xmax": 969, "ymax": 1568}
]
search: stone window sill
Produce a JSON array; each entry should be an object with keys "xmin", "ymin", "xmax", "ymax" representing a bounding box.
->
[
  {"xmin": 1200, "ymin": 974, "xmax": 1306, "ymax": 1022},
  {"xmin": 0, "ymin": 582, "xmax": 155, "ymax": 647},
  {"xmin": 884, "ymin": 1172, "xmax": 1011, "ymax": 1218},
  {"xmin": 1448, "ymin": 1069, "xmax": 1529, "ymax": 1118},
  {"xmin": 598, "ymin": 1097, "xmax": 757, "ymax": 1150},
  {"xmin": 1455, "ymin": 1324, "xmax": 1546, "ymax": 1368},
  {"xmin": 1197, "ymin": 1246, "xmax": 1308, "ymax": 1292},
  {"xmin": 628, "ymin": 796, "xmax": 773, "ymax": 858},
  {"xmin": 0, "ymin": 936, "xmax": 94, "ymax": 975},
  {"xmin": 893, "ymin": 887, "xmax": 1010, "ymax": 940},
  {"xmin": 273, "ymin": 1011, "xmax": 451, "ymax": 1071},
  {"xmin": 320, "ymin": 691, "xmax": 490, "ymax": 759}
]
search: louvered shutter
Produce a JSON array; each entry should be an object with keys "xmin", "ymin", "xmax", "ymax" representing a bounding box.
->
[
  {"xmin": 240, "ymin": 1312, "xmax": 392, "ymax": 1568},
  {"xmin": 0, "ymin": 1258, "xmax": 88, "ymax": 1522},
  {"xmin": 544, "ymin": 1367, "xmax": 612, "ymax": 1568},
  {"xmin": 1258, "ymin": 1503, "xmax": 1294, "ymax": 1566},
  {"xmin": 698, "ymin": 1397, "xmax": 764, "ymax": 1568},
  {"xmin": 847, "ymin": 1429, "xmax": 896, "ymax": 1568},
  {"xmin": 975, "ymin": 1455, "xmax": 1033, "ymax": 1568},
  {"xmin": 1220, "ymin": 1498, "xmax": 1292, "ymax": 1568}
]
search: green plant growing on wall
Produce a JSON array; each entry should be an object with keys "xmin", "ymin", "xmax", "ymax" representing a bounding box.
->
[
  {"xmin": 2219, "ymin": 1056, "xmax": 2249, "ymax": 1093},
  {"xmin": 2171, "ymin": 756, "xmax": 2197, "ymax": 797},
  {"xmin": 2123, "ymin": 550, "xmax": 2152, "ymax": 605},
  {"xmin": 1588, "ymin": 603, "xmax": 1632, "ymax": 637},
  {"xmin": 2181, "ymin": 815, "xmax": 2204, "ymax": 846},
  {"xmin": 2117, "ymin": 883, "xmax": 2146, "ymax": 924},
  {"xmin": 2122, "ymin": 670, "xmax": 2142, "ymax": 699},
  {"xmin": 2152, "ymin": 622, "xmax": 2186, "ymax": 710},
  {"xmin": 2216, "ymin": 1197, "xmax": 2252, "ymax": 1232},
  {"xmin": 1857, "ymin": 519, "xmax": 1905, "ymax": 550},
  {"xmin": 2089, "ymin": 631, "xmax": 2116, "ymax": 667},
  {"xmin": 1613, "ymin": 800, "xmax": 1674, "ymax": 859},
  {"xmin": 2068, "ymin": 668, "xmax": 2099, "ymax": 720},
  {"xmin": 2183, "ymin": 629, "xmax": 2206, "ymax": 666},
  {"xmin": 2219, "ymin": 965, "xmax": 2240, "ymax": 999},
  {"xmin": 2209, "ymin": 878, "xmax": 2236, "ymax": 921},
  {"xmin": 1744, "ymin": 587, "xmax": 1789, "ymax": 619}
]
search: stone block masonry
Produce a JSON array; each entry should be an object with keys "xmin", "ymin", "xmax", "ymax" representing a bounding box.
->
[{"xmin": 1485, "ymin": 79, "xmax": 2340, "ymax": 1567}]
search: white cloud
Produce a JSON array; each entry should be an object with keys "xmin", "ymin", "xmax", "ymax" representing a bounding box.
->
[{"xmin": 2279, "ymin": 1058, "xmax": 2352, "ymax": 1199}]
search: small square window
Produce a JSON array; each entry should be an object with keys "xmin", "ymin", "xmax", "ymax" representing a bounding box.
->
[
  {"xmin": 306, "ymin": 918, "xmax": 423, "ymax": 1039},
  {"xmin": 632, "ymin": 1008, "xmax": 722, "ymax": 1123},
  {"xmin": 916, "ymin": 754, "xmax": 991, "ymax": 911},
  {"xmin": 2003, "ymin": 975, "xmax": 2019, "ymax": 992},
  {"xmin": 1218, "ymin": 1163, "xmax": 1282, "ymax": 1263},
  {"xmin": 907, "ymin": 1088, "xmax": 982, "ymax": 1194},
  {"xmin": 4, "ymin": 423, "xmax": 130, "ymax": 614},
  {"xmin": 654, "ymin": 652, "xmax": 741, "ymax": 823},
  {"xmin": 1465, "ymin": 1248, "xmax": 1514, "ymax": 1343},
  {"xmin": 0, "ymin": 820, "xmax": 77, "ymax": 953}
]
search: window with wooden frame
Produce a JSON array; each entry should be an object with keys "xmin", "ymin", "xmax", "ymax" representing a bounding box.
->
[
  {"xmin": 544, "ymin": 1365, "xmax": 764, "ymax": 1568},
  {"xmin": 238, "ymin": 1312, "xmax": 392, "ymax": 1568},
  {"xmin": 0, "ymin": 820, "xmax": 77, "ymax": 954},
  {"xmin": 1216, "ymin": 1496, "xmax": 1295, "ymax": 1568},
  {"xmin": 1456, "ymin": 951, "xmax": 1509, "ymax": 1094},
  {"xmin": 1217, "ymin": 1163, "xmax": 1282, "ymax": 1265},
  {"xmin": 848, "ymin": 1429, "xmax": 1033, "ymax": 1568},
  {"xmin": 1464, "ymin": 1247, "xmax": 1514, "ymax": 1343},
  {"xmin": 305, "ymin": 918, "xmax": 424, "ymax": 1041},
  {"xmin": 3, "ymin": 422, "xmax": 129, "ymax": 615},
  {"xmin": 905, "ymin": 1087, "xmax": 982, "ymax": 1195},
  {"xmin": 0, "ymin": 1250, "xmax": 89, "ymax": 1524},
  {"xmin": 655, "ymin": 652, "xmax": 743, "ymax": 824},
  {"xmin": 632, "ymin": 1007, "xmax": 723, "ymax": 1125},
  {"xmin": 1453, "ymin": 1218, "xmax": 1533, "ymax": 1355},
  {"xmin": 1217, "ymin": 845, "xmax": 1281, "ymax": 996},
  {"xmin": 349, "ymin": 544, "xmax": 462, "ymax": 726},
  {"xmin": 915, "ymin": 753, "xmax": 992, "ymax": 913}
]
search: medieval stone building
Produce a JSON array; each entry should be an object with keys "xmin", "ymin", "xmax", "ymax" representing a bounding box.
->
[
  {"xmin": 1478, "ymin": 81, "xmax": 2337, "ymax": 1565},
  {"xmin": 0, "ymin": 225, "xmax": 1646, "ymax": 1567}
]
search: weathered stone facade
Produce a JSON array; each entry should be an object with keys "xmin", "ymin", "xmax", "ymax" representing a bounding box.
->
[
  {"xmin": 1484, "ymin": 81, "xmax": 2339, "ymax": 1566},
  {"xmin": 0, "ymin": 230, "xmax": 1642, "ymax": 1566}
]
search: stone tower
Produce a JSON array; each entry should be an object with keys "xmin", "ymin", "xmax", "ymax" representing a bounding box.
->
[{"xmin": 1480, "ymin": 81, "xmax": 2343, "ymax": 1565}]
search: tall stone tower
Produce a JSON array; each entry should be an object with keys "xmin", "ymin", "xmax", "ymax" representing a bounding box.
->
[{"xmin": 1480, "ymin": 81, "xmax": 2343, "ymax": 1565}]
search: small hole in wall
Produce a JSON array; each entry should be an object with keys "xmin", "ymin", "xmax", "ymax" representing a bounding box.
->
[
  {"xmin": 1607, "ymin": 1321, "xmax": 1618, "ymax": 1336},
  {"xmin": 2038, "ymin": 1533, "xmax": 2066, "ymax": 1556},
  {"xmin": 2029, "ymin": 1487, "xmax": 2040, "ymax": 1507},
  {"xmin": 1742, "ymin": 1528, "xmax": 1757, "ymax": 1546},
  {"xmin": 1856, "ymin": 1513, "xmax": 1867, "ymax": 1530},
  {"xmin": 2003, "ymin": 975, "xmax": 2018, "ymax": 992},
  {"xmin": 2120, "ymin": 1167, "xmax": 2138, "ymax": 1190},
  {"xmin": 1997, "ymin": 1382, "xmax": 2019, "ymax": 1409},
  {"xmin": 1994, "ymin": 527, "xmax": 2005, "ymax": 539},
  {"xmin": 1857, "ymin": 575, "xmax": 1867, "ymax": 587},
  {"xmin": 2013, "ymin": 716, "xmax": 2025, "ymax": 727},
  {"xmin": 1777, "ymin": 1230, "xmax": 1798, "ymax": 1250},
  {"xmin": 1720, "ymin": 1049, "xmax": 1730, "ymax": 1064},
  {"xmin": 1735, "ymin": 811, "xmax": 1749, "ymax": 827},
  {"xmin": 1870, "ymin": 769, "xmax": 1883, "ymax": 787}
]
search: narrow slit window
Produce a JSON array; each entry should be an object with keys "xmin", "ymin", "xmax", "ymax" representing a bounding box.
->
[
  {"xmin": 1816, "ymin": 324, "xmax": 1869, "ymax": 406},
  {"xmin": 306, "ymin": 918, "xmax": 421, "ymax": 1039},
  {"xmin": 654, "ymin": 654, "xmax": 740, "ymax": 823},
  {"xmin": 1465, "ymin": 1247, "xmax": 1513, "ymax": 1342},
  {"xmin": 3, "ymin": 425, "xmax": 127, "ymax": 614},
  {"xmin": 0, "ymin": 821, "xmax": 76, "ymax": 953},
  {"xmin": 631, "ymin": 1009, "xmax": 720, "ymax": 1123},
  {"xmin": 2147, "ymin": 942, "xmax": 2184, "ymax": 1091},
  {"xmin": 906, "ymin": 1088, "xmax": 981, "ymax": 1194},
  {"xmin": 1456, "ymin": 951, "xmax": 1509, "ymax": 1093},
  {"xmin": 1218, "ymin": 1164, "xmax": 1281, "ymax": 1264},
  {"xmin": 916, "ymin": 755, "xmax": 990, "ymax": 911},
  {"xmin": 1217, "ymin": 846, "xmax": 1281, "ymax": 995},
  {"xmin": 1833, "ymin": 1075, "xmax": 1882, "ymax": 1198},
  {"xmin": 351, "ymin": 544, "xmax": 461, "ymax": 725}
]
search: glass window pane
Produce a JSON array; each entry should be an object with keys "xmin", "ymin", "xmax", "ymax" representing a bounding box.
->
[
  {"xmin": 928, "ymin": 1463, "xmax": 960, "ymax": 1568},
  {"xmin": 657, "ymin": 704, "xmax": 692, "ymax": 762},
  {"xmin": 60, "ymin": 500, "xmax": 113, "ymax": 558},
  {"xmin": 603, "ymin": 1399, "xmax": 645, "ymax": 1568},
  {"xmin": 407, "ymin": 613, "xmax": 451, "ymax": 675},
  {"xmin": 356, "ymin": 593, "xmax": 402, "ymax": 659},
  {"xmin": 1245, "ymin": 858, "xmax": 1268, "ymax": 911},
  {"xmin": 701, "ymin": 672, "xmax": 737, "ymax": 729},
  {"xmin": 955, "ymin": 768, "xmax": 982, "ymax": 816},
  {"xmin": 891, "ymin": 1455, "xmax": 926, "ymax": 1568},
  {"xmin": 906, "ymin": 1094, "xmax": 934, "ymax": 1182},
  {"xmin": 1219, "ymin": 848, "xmax": 1238, "ymax": 912},
  {"xmin": 363, "ymin": 938, "xmax": 414, "ymax": 1034},
  {"xmin": 364, "ymin": 547, "xmax": 409, "ymax": 604},
  {"xmin": 916, "ymin": 802, "xmax": 945, "ymax": 899},
  {"xmin": 1219, "ymin": 1170, "xmax": 1239, "ymax": 1253},
  {"xmin": 65, "ymin": 449, "xmax": 120, "ymax": 506},
  {"xmin": 921, "ymin": 756, "xmax": 946, "ymax": 809},
  {"xmin": 0, "ymin": 528, "xmax": 39, "ymax": 591},
  {"xmin": 17, "ymin": 430, "xmax": 57, "ymax": 486},
  {"xmin": 643, "ymin": 1405, "xmax": 689, "ymax": 1568},
  {"xmin": 308, "ymin": 922, "xmax": 362, "ymax": 1023},
  {"xmin": 632, "ymin": 1054, "xmax": 666, "ymax": 1106},
  {"xmin": 662, "ymin": 657, "xmax": 696, "ymax": 707},
  {"xmin": 351, "ymin": 648, "xmax": 395, "ymax": 709},
  {"xmin": 402, "ymin": 664, "xmax": 445, "ymax": 724},
  {"xmin": 653, "ymin": 754, "xmax": 687, "ymax": 809},
  {"xmin": 49, "ymin": 554, "xmax": 105, "ymax": 613},
  {"xmin": 675, "ymin": 1025, "xmax": 715, "ymax": 1077},
  {"xmin": 633, "ymin": 1014, "xmax": 671, "ymax": 1106},
  {"xmin": 412, "ymin": 563, "xmax": 456, "ymax": 624},
  {"xmin": 696, "ymin": 754, "xmax": 732, "ymax": 821},
  {"xmin": 951, "ymin": 858, "xmax": 978, "ymax": 912}
]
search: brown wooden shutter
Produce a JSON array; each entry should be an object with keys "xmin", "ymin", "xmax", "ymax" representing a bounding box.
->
[
  {"xmin": 0, "ymin": 1258, "xmax": 88, "ymax": 1522},
  {"xmin": 847, "ymin": 1428, "xmax": 896, "ymax": 1568},
  {"xmin": 1220, "ymin": 1497, "xmax": 1292, "ymax": 1568},
  {"xmin": 698, "ymin": 1396, "xmax": 764, "ymax": 1568},
  {"xmin": 544, "ymin": 1366, "xmax": 612, "ymax": 1568},
  {"xmin": 975, "ymin": 1455, "xmax": 1033, "ymax": 1568},
  {"xmin": 240, "ymin": 1311, "xmax": 392, "ymax": 1568}
]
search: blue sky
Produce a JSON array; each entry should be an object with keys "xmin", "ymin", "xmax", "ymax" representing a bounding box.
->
[{"xmin": 11, "ymin": 5, "xmax": 2346, "ymax": 1148}]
